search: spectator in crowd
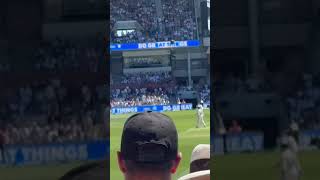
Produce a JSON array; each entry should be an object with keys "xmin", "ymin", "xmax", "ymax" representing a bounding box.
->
[
  {"xmin": 228, "ymin": 120, "xmax": 242, "ymax": 134},
  {"xmin": 117, "ymin": 112, "xmax": 182, "ymax": 180}
]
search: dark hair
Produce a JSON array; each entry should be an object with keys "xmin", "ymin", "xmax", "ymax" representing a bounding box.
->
[
  {"xmin": 125, "ymin": 160, "xmax": 173, "ymax": 173},
  {"xmin": 190, "ymin": 159, "xmax": 210, "ymax": 173}
]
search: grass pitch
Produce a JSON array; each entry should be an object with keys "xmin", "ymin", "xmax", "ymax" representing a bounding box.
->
[
  {"xmin": 110, "ymin": 110, "xmax": 211, "ymax": 180},
  {"xmin": 214, "ymin": 150, "xmax": 320, "ymax": 180},
  {"xmin": 0, "ymin": 162, "xmax": 84, "ymax": 180}
]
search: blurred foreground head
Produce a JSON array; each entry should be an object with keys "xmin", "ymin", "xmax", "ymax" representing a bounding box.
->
[
  {"xmin": 178, "ymin": 170, "xmax": 210, "ymax": 180},
  {"xmin": 59, "ymin": 159, "xmax": 109, "ymax": 180},
  {"xmin": 190, "ymin": 144, "xmax": 210, "ymax": 173},
  {"xmin": 117, "ymin": 112, "xmax": 181, "ymax": 180},
  {"xmin": 178, "ymin": 144, "xmax": 210, "ymax": 180}
]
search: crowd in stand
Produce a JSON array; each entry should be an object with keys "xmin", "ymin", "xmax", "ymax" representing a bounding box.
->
[
  {"xmin": 33, "ymin": 38, "xmax": 102, "ymax": 72},
  {"xmin": 286, "ymin": 73, "xmax": 320, "ymax": 130},
  {"xmin": 0, "ymin": 78, "xmax": 108, "ymax": 145},
  {"xmin": 110, "ymin": 0, "xmax": 196, "ymax": 43},
  {"xmin": 111, "ymin": 71, "xmax": 210, "ymax": 108},
  {"xmin": 120, "ymin": 71, "xmax": 171, "ymax": 85},
  {"xmin": 111, "ymin": 72, "xmax": 174, "ymax": 107},
  {"xmin": 198, "ymin": 84, "xmax": 210, "ymax": 104},
  {"xmin": 161, "ymin": 0, "xmax": 197, "ymax": 41}
]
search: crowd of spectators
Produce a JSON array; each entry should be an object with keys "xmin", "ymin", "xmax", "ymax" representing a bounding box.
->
[
  {"xmin": 110, "ymin": 0, "xmax": 197, "ymax": 43},
  {"xmin": 198, "ymin": 84, "xmax": 210, "ymax": 104},
  {"xmin": 286, "ymin": 73, "xmax": 320, "ymax": 130},
  {"xmin": 111, "ymin": 71, "xmax": 210, "ymax": 108},
  {"xmin": 0, "ymin": 78, "xmax": 107, "ymax": 145},
  {"xmin": 32, "ymin": 38, "xmax": 102, "ymax": 72},
  {"xmin": 0, "ymin": 115, "xmax": 106, "ymax": 145},
  {"xmin": 111, "ymin": 72, "xmax": 174, "ymax": 107},
  {"xmin": 120, "ymin": 71, "xmax": 171, "ymax": 85},
  {"xmin": 161, "ymin": 0, "xmax": 197, "ymax": 41}
]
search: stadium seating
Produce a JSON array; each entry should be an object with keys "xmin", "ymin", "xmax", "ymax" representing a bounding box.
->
[{"xmin": 110, "ymin": 0, "xmax": 197, "ymax": 43}]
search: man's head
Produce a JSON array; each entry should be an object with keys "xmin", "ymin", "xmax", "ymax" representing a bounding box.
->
[
  {"xmin": 117, "ymin": 112, "xmax": 181, "ymax": 180},
  {"xmin": 190, "ymin": 144, "xmax": 210, "ymax": 173}
]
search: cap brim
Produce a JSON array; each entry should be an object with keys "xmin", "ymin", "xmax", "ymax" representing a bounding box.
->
[{"xmin": 178, "ymin": 170, "xmax": 210, "ymax": 180}]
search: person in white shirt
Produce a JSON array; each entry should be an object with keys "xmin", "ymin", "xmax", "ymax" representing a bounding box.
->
[
  {"xmin": 196, "ymin": 101, "xmax": 206, "ymax": 128},
  {"xmin": 280, "ymin": 136, "xmax": 302, "ymax": 180},
  {"xmin": 289, "ymin": 121, "xmax": 300, "ymax": 146}
]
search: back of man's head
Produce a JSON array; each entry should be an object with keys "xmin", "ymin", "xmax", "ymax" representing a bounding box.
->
[{"xmin": 117, "ymin": 112, "xmax": 181, "ymax": 180}]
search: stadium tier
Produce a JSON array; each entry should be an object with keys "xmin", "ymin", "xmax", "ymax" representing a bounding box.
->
[{"xmin": 110, "ymin": 0, "xmax": 198, "ymax": 43}]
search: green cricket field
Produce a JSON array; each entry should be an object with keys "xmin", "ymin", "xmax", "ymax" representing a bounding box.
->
[{"xmin": 110, "ymin": 110, "xmax": 211, "ymax": 179}]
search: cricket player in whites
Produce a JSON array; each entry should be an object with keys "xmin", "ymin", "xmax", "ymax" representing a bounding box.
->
[
  {"xmin": 280, "ymin": 135, "xmax": 302, "ymax": 180},
  {"xmin": 196, "ymin": 101, "xmax": 206, "ymax": 128}
]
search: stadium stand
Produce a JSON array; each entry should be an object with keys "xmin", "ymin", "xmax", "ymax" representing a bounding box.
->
[
  {"xmin": 110, "ymin": 0, "xmax": 197, "ymax": 43},
  {"xmin": 0, "ymin": 77, "xmax": 107, "ymax": 145},
  {"xmin": 0, "ymin": 37, "xmax": 108, "ymax": 146},
  {"xmin": 31, "ymin": 38, "xmax": 103, "ymax": 72},
  {"xmin": 110, "ymin": 71, "xmax": 210, "ymax": 108},
  {"xmin": 286, "ymin": 72, "xmax": 320, "ymax": 130}
]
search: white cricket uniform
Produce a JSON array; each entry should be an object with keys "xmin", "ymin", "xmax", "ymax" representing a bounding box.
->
[
  {"xmin": 197, "ymin": 105, "xmax": 206, "ymax": 128},
  {"xmin": 281, "ymin": 148, "xmax": 301, "ymax": 180},
  {"xmin": 288, "ymin": 136, "xmax": 299, "ymax": 154}
]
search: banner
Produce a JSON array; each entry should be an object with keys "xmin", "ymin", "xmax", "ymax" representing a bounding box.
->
[
  {"xmin": 110, "ymin": 40, "xmax": 200, "ymax": 51},
  {"xmin": 213, "ymin": 132, "xmax": 264, "ymax": 154},
  {"xmin": 111, "ymin": 103, "xmax": 193, "ymax": 115},
  {"xmin": 0, "ymin": 140, "xmax": 109, "ymax": 166}
]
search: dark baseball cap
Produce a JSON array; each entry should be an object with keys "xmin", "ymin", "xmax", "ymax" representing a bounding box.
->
[{"xmin": 120, "ymin": 112, "xmax": 178, "ymax": 163}]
